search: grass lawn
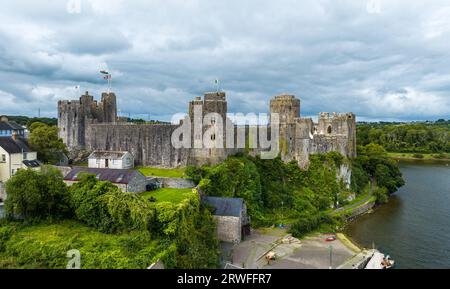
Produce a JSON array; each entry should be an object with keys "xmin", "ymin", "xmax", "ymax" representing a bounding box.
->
[
  {"xmin": 140, "ymin": 188, "xmax": 193, "ymax": 204},
  {"xmin": 388, "ymin": 152, "xmax": 450, "ymax": 161},
  {"xmin": 138, "ymin": 167, "xmax": 186, "ymax": 178},
  {"xmin": 0, "ymin": 220, "xmax": 163, "ymax": 269}
]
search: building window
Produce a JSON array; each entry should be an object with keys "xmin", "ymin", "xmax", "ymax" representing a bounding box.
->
[
  {"xmin": 1, "ymin": 154, "xmax": 5, "ymax": 162},
  {"xmin": 11, "ymin": 169, "xmax": 15, "ymax": 175},
  {"xmin": 327, "ymin": 126, "xmax": 332, "ymax": 134},
  {"xmin": 23, "ymin": 152, "xmax": 27, "ymax": 160},
  {"xmin": 96, "ymin": 159, "xmax": 100, "ymax": 165}
]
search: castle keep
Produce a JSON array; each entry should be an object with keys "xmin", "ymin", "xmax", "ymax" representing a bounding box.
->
[{"xmin": 58, "ymin": 91, "xmax": 356, "ymax": 168}]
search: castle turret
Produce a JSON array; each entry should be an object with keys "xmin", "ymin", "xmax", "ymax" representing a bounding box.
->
[
  {"xmin": 58, "ymin": 91, "xmax": 118, "ymax": 151},
  {"xmin": 188, "ymin": 92, "xmax": 228, "ymax": 166},
  {"xmin": 101, "ymin": 92, "xmax": 117, "ymax": 123},
  {"xmin": 270, "ymin": 94, "xmax": 300, "ymax": 125}
]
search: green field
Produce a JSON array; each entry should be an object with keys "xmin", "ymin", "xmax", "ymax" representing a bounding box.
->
[
  {"xmin": 140, "ymin": 188, "xmax": 193, "ymax": 204},
  {"xmin": 388, "ymin": 152, "xmax": 450, "ymax": 161},
  {"xmin": 0, "ymin": 220, "xmax": 162, "ymax": 269},
  {"xmin": 138, "ymin": 167, "xmax": 186, "ymax": 178}
]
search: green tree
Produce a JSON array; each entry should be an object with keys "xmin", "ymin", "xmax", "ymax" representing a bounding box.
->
[
  {"xmin": 28, "ymin": 123, "xmax": 68, "ymax": 164},
  {"xmin": 4, "ymin": 166, "xmax": 71, "ymax": 219}
]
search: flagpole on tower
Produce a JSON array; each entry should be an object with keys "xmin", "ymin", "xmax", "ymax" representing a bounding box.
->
[
  {"xmin": 214, "ymin": 79, "xmax": 220, "ymax": 93},
  {"xmin": 100, "ymin": 70, "xmax": 112, "ymax": 94}
]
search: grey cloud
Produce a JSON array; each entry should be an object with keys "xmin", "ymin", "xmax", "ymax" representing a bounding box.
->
[{"xmin": 0, "ymin": 0, "xmax": 449, "ymax": 121}]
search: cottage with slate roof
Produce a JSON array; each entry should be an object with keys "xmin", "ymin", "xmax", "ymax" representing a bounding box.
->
[{"xmin": 64, "ymin": 167, "xmax": 147, "ymax": 193}]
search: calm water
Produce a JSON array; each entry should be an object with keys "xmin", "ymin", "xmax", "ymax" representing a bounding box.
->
[{"xmin": 346, "ymin": 160, "xmax": 450, "ymax": 269}]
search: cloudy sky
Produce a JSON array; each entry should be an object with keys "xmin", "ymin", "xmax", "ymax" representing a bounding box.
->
[{"xmin": 0, "ymin": 0, "xmax": 449, "ymax": 121}]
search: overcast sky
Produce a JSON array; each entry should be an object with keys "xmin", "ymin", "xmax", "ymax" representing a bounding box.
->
[{"xmin": 0, "ymin": 0, "xmax": 449, "ymax": 121}]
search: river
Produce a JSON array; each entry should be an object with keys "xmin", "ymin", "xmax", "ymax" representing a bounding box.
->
[{"xmin": 345, "ymin": 160, "xmax": 450, "ymax": 269}]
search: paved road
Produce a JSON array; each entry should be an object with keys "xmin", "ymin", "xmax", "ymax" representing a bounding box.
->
[{"xmin": 331, "ymin": 179, "xmax": 374, "ymax": 216}]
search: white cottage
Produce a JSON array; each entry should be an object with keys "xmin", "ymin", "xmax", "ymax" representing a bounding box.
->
[
  {"xmin": 0, "ymin": 134, "xmax": 40, "ymax": 205},
  {"xmin": 88, "ymin": 151, "xmax": 134, "ymax": 169},
  {"xmin": 0, "ymin": 134, "xmax": 40, "ymax": 183}
]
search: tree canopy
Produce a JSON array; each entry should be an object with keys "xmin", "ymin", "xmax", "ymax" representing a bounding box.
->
[
  {"xmin": 4, "ymin": 166, "xmax": 71, "ymax": 219},
  {"xmin": 28, "ymin": 123, "xmax": 68, "ymax": 164}
]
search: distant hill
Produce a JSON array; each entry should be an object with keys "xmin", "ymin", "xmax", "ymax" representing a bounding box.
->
[{"xmin": 5, "ymin": 116, "xmax": 57, "ymax": 127}]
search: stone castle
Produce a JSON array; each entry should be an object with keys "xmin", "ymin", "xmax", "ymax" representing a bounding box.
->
[{"xmin": 58, "ymin": 91, "xmax": 356, "ymax": 168}]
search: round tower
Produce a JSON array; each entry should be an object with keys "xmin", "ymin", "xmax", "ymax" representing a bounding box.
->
[{"xmin": 270, "ymin": 93, "xmax": 300, "ymax": 125}]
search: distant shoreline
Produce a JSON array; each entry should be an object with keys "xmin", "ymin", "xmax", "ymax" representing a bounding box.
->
[{"xmin": 388, "ymin": 152, "xmax": 450, "ymax": 162}]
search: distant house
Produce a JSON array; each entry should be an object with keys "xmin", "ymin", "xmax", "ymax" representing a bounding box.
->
[
  {"xmin": 0, "ymin": 116, "xmax": 25, "ymax": 137},
  {"xmin": 88, "ymin": 151, "xmax": 134, "ymax": 169},
  {"xmin": 64, "ymin": 167, "xmax": 147, "ymax": 193},
  {"xmin": 0, "ymin": 134, "xmax": 40, "ymax": 183},
  {"xmin": 202, "ymin": 196, "xmax": 250, "ymax": 243}
]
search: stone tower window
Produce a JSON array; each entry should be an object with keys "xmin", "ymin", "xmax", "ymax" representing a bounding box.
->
[{"xmin": 327, "ymin": 126, "xmax": 332, "ymax": 134}]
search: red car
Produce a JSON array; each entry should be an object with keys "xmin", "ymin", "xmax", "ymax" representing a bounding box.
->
[{"xmin": 325, "ymin": 236, "xmax": 336, "ymax": 242}]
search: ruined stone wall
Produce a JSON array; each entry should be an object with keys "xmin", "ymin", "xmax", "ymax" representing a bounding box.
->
[{"xmin": 86, "ymin": 123, "xmax": 189, "ymax": 168}]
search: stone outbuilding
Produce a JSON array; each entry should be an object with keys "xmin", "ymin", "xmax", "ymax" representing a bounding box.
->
[
  {"xmin": 88, "ymin": 150, "xmax": 134, "ymax": 169},
  {"xmin": 64, "ymin": 167, "xmax": 147, "ymax": 193},
  {"xmin": 202, "ymin": 196, "xmax": 250, "ymax": 244}
]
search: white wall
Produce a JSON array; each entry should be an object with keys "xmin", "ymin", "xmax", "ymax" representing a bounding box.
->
[
  {"xmin": 0, "ymin": 147, "xmax": 39, "ymax": 182},
  {"xmin": 88, "ymin": 152, "xmax": 134, "ymax": 169}
]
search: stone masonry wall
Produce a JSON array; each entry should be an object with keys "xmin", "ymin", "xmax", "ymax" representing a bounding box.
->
[
  {"xmin": 86, "ymin": 123, "xmax": 189, "ymax": 168},
  {"xmin": 214, "ymin": 215, "xmax": 241, "ymax": 243}
]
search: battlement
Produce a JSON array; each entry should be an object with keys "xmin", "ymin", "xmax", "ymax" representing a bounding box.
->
[
  {"xmin": 58, "ymin": 91, "xmax": 117, "ymax": 150},
  {"xmin": 204, "ymin": 92, "xmax": 226, "ymax": 101},
  {"xmin": 59, "ymin": 89, "xmax": 356, "ymax": 167},
  {"xmin": 270, "ymin": 93, "xmax": 301, "ymax": 125},
  {"xmin": 273, "ymin": 93, "xmax": 297, "ymax": 101}
]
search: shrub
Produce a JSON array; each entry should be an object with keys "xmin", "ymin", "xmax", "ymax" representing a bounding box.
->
[
  {"xmin": 413, "ymin": 153, "xmax": 424, "ymax": 159},
  {"xmin": 373, "ymin": 187, "xmax": 389, "ymax": 204},
  {"xmin": 4, "ymin": 166, "xmax": 71, "ymax": 220}
]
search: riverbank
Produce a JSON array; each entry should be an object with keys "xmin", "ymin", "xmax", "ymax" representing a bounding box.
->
[
  {"xmin": 345, "ymin": 160, "xmax": 450, "ymax": 268},
  {"xmin": 388, "ymin": 152, "xmax": 450, "ymax": 161}
]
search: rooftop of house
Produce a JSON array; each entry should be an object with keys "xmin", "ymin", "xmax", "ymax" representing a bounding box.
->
[
  {"xmin": 0, "ymin": 120, "xmax": 24, "ymax": 131},
  {"xmin": 0, "ymin": 136, "xmax": 31, "ymax": 154},
  {"xmin": 202, "ymin": 196, "xmax": 245, "ymax": 217},
  {"xmin": 88, "ymin": 150, "xmax": 131, "ymax": 160},
  {"xmin": 64, "ymin": 167, "xmax": 144, "ymax": 184}
]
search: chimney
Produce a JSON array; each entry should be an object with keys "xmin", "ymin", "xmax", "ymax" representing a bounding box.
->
[{"xmin": 12, "ymin": 131, "xmax": 17, "ymax": 140}]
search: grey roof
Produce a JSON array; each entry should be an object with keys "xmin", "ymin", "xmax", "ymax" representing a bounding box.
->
[
  {"xmin": 88, "ymin": 151, "xmax": 130, "ymax": 160},
  {"xmin": 202, "ymin": 196, "xmax": 244, "ymax": 217},
  {"xmin": 0, "ymin": 137, "xmax": 31, "ymax": 154},
  {"xmin": 23, "ymin": 160, "xmax": 41, "ymax": 168},
  {"xmin": 64, "ymin": 167, "xmax": 143, "ymax": 184},
  {"xmin": 0, "ymin": 121, "xmax": 24, "ymax": 131}
]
